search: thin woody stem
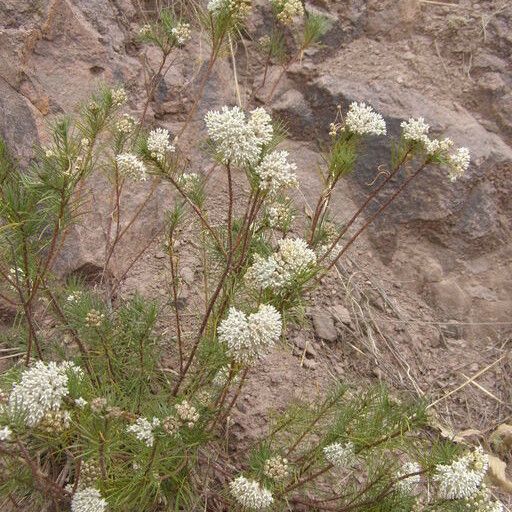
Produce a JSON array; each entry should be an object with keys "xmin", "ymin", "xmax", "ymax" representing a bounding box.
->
[{"xmin": 324, "ymin": 159, "xmax": 430, "ymax": 274}]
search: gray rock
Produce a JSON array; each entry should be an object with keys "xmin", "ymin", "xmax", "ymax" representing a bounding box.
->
[
  {"xmin": 428, "ymin": 280, "xmax": 471, "ymax": 320},
  {"xmin": 330, "ymin": 304, "xmax": 352, "ymax": 326},
  {"xmin": 311, "ymin": 309, "xmax": 338, "ymax": 342}
]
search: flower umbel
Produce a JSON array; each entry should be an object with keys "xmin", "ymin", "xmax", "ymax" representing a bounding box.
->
[
  {"xmin": 8, "ymin": 361, "xmax": 78, "ymax": 427},
  {"xmin": 218, "ymin": 304, "xmax": 282, "ymax": 364},
  {"xmin": 147, "ymin": 128, "xmax": 175, "ymax": 162},
  {"xmin": 344, "ymin": 102, "xmax": 386, "ymax": 136},
  {"xmin": 433, "ymin": 447, "xmax": 489, "ymax": 500},
  {"xmin": 323, "ymin": 441, "xmax": 356, "ymax": 468},
  {"xmin": 127, "ymin": 417, "xmax": 161, "ymax": 447},
  {"xmin": 229, "ymin": 475, "xmax": 273, "ymax": 510},
  {"xmin": 71, "ymin": 487, "xmax": 107, "ymax": 512},
  {"xmin": 116, "ymin": 153, "xmax": 147, "ymax": 181}
]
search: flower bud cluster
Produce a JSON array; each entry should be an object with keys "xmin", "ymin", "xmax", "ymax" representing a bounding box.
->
[
  {"xmin": 264, "ymin": 455, "xmax": 289, "ymax": 481},
  {"xmin": 85, "ymin": 309, "xmax": 104, "ymax": 328}
]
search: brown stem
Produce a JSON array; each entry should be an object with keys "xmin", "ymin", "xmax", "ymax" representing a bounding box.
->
[
  {"xmin": 216, "ymin": 367, "xmax": 249, "ymax": 427},
  {"xmin": 325, "ymin": 160, "xmax": 429, "ymax": 274},
  {"xmin": 168, "ymin": 233, "xmax": 184, "ymax": 372},
  {"xmin": 226, "ymin": 162, "xmax": 234, "ymax": 253},
  {"xmin": 319, "ymin": 150, "xmax": 411, "ymax": 264}
]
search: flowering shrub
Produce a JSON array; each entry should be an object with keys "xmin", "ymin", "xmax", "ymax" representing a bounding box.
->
[{"xmin": 0, "ymin": 4, "xmax": 491, "ymax": 512}]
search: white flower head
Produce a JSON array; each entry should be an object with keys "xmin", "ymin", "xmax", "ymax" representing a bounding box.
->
[
  {"xmin": 255, "ymin": 150, "xmax": 298, "ymax": 195},
  {"xmin": 0, "ymin": 426, "xmax": 12, "ymax": 441},
  {"xmin": 248, "ymin": 108, "xmax": 273, "ymax": 146},
  {"xmin": 75, "ymin": 397, "xmax": 88, "ymax": 408},
  {"xmin": 423, "ymin": 136, "xmax": 454, "ymax": 155},
  {"xmin": 272, "ymin": 0, "xmax": 304, "ymax": 24},
  {"xmin": 147, "ymin": 128, "xmax": 175, "ymax": 162},
  {"xmin": 401, "ymin": 117, "xmax": 430, "ymax": 142},
  {"xmin": 344, "ymin": 102, "xmax": 386, "ymax": 136},
  {"xmin": 433, "ymin": 447, "xmax": 488, "ymax": 500},
  {"xmin": 71, "ymin": 487, "xmax": 107, "ymax": 512},
  {"xmin": 245, "ymin": 238, "xmax": 317, "ymax": 290},
  {"xmin": 171, "ymin": 22, "xmax": 191, "ymax": 45},
  {"xmin": 208, "ymin": 0, "xmax": 251, "ymax": 19},
  {"xmin": 323, "ymin": 441, "xmax": 356, "ymax": 467},
  {"xmin": 248, "ymin": 304, "xmax": 282, "ymax": 352},
  {"xmin": 127, "ymin": 417, "xmax": 161, "ymax": 447},
  {"xmin": 8, "ymin": 361, "xmax": 77, "ymax": 427},
  {"xmin": 116, "ymin": 153, "xmax": 147, "ymax": 181},
  {"xmin": 229, "ymin": 475, "xmax": 273, "ymax": 510},
  {"xmin": 115, "ymin": 114, "xmax": 136, "ymax": 134},
  {"xmin": 218, "ymin": 305, "xmax": 281, "ymax": 364},
  {"xmin": 179, "ymin": 172, "xmax": 201, "ymax": 194},
  {"xmin": 205, "ymin": 106, "xmax": 272, "ymax": 166},
  {"xmin": 395, "ymin": 461, "xmax": 421, "ymax": 493},
  {"xmin": 447, "ymin": 147, "xmax": 470, "ymax": 182},
  {"xmin": 111, "ymin": 87, "xmax": 127, "ymax": 107}
]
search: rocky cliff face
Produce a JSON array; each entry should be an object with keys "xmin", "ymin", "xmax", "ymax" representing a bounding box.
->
[{"xmin": 1, "ymin": 0, "xmax": 511, "ymax": 431}]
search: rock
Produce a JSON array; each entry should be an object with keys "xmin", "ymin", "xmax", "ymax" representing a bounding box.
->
[
  {"xmin": 490, "ymin": 424, "xmax": 512, "ymax": 456},
  {"xmin": 440, "ymin": 320, "xmax": 462, "ymax": 340},
  {"xmin": 418, "ymin": 256, "xmax": 444, "ymax": 284},
  {"xmin": 311, "ymin": 309, "xmax": 338, "ymax": 342},
  {"xmin": 272, "ymin": 89, "xmax": 313, "ymax": 137},
  {"xmin": 154, "ymin": 251, "xmax": 166, "ymax": 259},
  {"xmin": 330, "ymin": 304, "xmax": 352, "ymax": 326},
  {"xmin": 180, "ymin": 266, "xmax": 195, "ymax": 285},
  {"xmin": 293, "ymin": 334, "xmax": 317, "ymax": 357},
  {"xmin": 303, "ymin": 358, "xmax": 317, "ymax": 370},
  {"xmin": 428, "ymin": 280, "xmax": 471, "ymax": 320},
  {"xmin": 477, "ymin": 72, "xmax": 506, "ymax": 93}
]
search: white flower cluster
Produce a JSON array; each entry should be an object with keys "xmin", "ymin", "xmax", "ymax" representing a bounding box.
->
[
  {"xmin": 267, "ymin": 203, "xmax": 293, "ymax": 229},
  {"xmin": 115, "ymin": 114, "xmax": 136, "ymax": 134},
  {"xmin": 111, "ymin": 87, "xmax": 127, "ymax": 107},
  {"xmin": 207, "ymin": 0, "xmax": 252, "ymax": 20},
  {"xmin": 139, "ymin": 24, "xmax": 152, "ymax": 37},
  {"xmin": 147, "ymin": 128, "xmax": 175, "ymax": 162},
  {"xmin": 245, "ymin": 238, "xmax": 317, "ymax": 290},
  {"xmin": 395, "ymin": 461, "xmax": 421, "ymax": 493},
  {"xmin": 447, "ymin": 147, "xmax": 471, "ymax": 182},
  {"xmin": 433, "ymin": 447, "xmax": 489, "ymax": 500},
  {"xmin": 67, "ymin": 290, "xmax": 84, "ymax": 303},
  {"xmin": 218, "ymin": 304, "xmax": 282, "ymax": 364},
  {"xmin": 400, "ymin": 117, "xmax": 470, "ymax": 180},
  {"xmin": 400, "ymin": 117, "xmax": 430, "ymax": 142},
  {"xmin": 323, "ymin": 441, "xmax": 356, "ymax": 468},
  {"xmin": 126, "ymin": 417, "xmax": 161, "ymax": 447},
  {"xmin": 344, "ymin": 102, "xmax": 386, "ymax": 136},
  {"xmin": 7, "ymin": 361, "xmax": 80, "ymax": 427},
  {"xmin": 255, "ymin": 150, "xmax": 298, "ymax": 195},
  {"xmin": 264, "ymin": 455, "xmax": 289, "ymax": 481},
  {"xmin": 85, "ymin": 309, "xmax": 104, "ymax": 328},
  {"xmin": 116, "ymin": 153, "xmax": 147, "ymax": 181},
  {"xmin": 464, "ymin": 484, "xmax": 504, "ymax": 512},
  {"xmin": 71, "ymin": 487, "xmax": 107, "ymax": 512},
  {"xmin": 39, "ymin": 409, "xmax": 72, "ymax": 433},
  {"xmin": 271, "ymin": 0, "xmax": 304, "ymax": 24},
  {"xmin": 0, "ymin": 426, "xmax": 12, "ymax": 441},
  {"xmin": 171, "ymin": 22, "xmax": 191, "ymax": 45},
  {"xmin": 212, "ymin": 365, "xmax": 240, "ymax": 387},
  {"xmin": 229, "ymin": 475, "xmax": 273, "ymax": 510},
  {"xmin": 205, "ymin": 106, "xmax": 273, "ymax": 165},
  {"xmin": 175, "ymin": 400, "xmax": 199, "ymax": 428}
]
